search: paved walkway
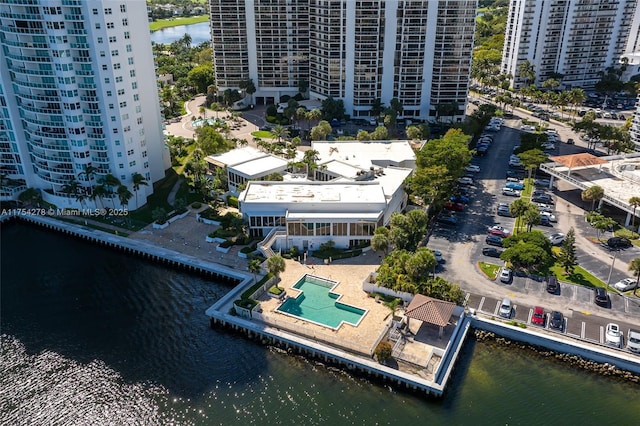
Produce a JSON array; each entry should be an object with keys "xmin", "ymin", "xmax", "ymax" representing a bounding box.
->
[{"xmin": 166, "ymin": 177, "xmax": 184, "ymax": 205}]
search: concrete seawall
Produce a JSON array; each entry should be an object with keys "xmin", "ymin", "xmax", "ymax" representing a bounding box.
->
[{"xmin": 1, "ymin": 214, "xmax": 248, "ymax": 284}]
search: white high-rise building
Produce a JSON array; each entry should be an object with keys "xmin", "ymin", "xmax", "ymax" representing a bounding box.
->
[
  {"xmin": 630, "ymin": 95, "xmax": 640, "ymax": 151},
  {"xmin": 501, "ymin": 0, "xmax": 640, "ymax": 90},
  {"xmin": 210, "ymin": 0, "xmax": 477, "ymax": 122},
  {"xmin": 0, "ymin": 0, "xmax": 170, "ymax": 207}
]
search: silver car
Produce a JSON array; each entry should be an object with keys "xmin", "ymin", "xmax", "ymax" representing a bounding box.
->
[{"xmin": 499, "ymin": 298, "xmax": 512, "ymax": 318}]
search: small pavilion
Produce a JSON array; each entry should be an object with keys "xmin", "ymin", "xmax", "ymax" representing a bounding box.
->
[{"xmin": 404, "ymin": 295, "xmax": 457, "ymax": 339}]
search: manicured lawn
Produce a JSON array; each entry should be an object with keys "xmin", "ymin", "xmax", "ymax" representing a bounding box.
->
[
  {"xmin": 251, "ymin": 130, "xmax": 274, "ymax": 138},
  {"xmin": 149, "ymin": 15, "xmax": 209, "ymax": 32},
  {"xmin": 521, "ymin": 178, "xmax": 533, "ymax": 197},
  {"xmin": 549, "ymin": 264, "xmax": 607, "ymax": 289},
  {"xmin": 127, "ymin": 169, "xmax": 180, "ymax": 224},
  {"xmin": 478, "ymin": 262, "xmax": 500, "ymax": 280}
]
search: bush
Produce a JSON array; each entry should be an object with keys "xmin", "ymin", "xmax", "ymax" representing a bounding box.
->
[
  {"xmin": 227, "ymin": 195, "xmax": 239, "ymax": 208},
  {"xmin": 374, "ymin": 341, "xmax": 393, "ymax": 363},
  {"xmin": 615, "ymin": 228, "xmax": 639, "ymax": 240},
  {"xmin": 240, "ymin": 246, "xmax": 255, "ymax": 254},
  {"xmin": 220, "ymin": 240, "xmax": 234, "ymax": 248},
  {"xmin": 191, "ymin": 202, "xmax": 202, "ymax": 209},
  {"xmin": 266, "ymin": 115, "xmax": 278, "ymax": 123},
  {"xmin": 268, "ymin": 285, "xmax": 284, "ymax": 295}
]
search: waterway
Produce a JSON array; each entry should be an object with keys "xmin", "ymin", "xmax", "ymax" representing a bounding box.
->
[
  {"xmin": 150, "ymin": 21, "xmax": 210, "ymax": 46},
  {"xmin": 1, "ymin": 223, "xmax": 639, "ymax": 425}
]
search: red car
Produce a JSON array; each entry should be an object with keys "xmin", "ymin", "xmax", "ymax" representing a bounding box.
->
[
  {"xmin": 531, "ymin": 306, "xmax": 545, "ymax": 326},
  {"xmin": 488, "ymin": 228, "xmax": 510, "ymax": 238},
  {"xmin": 444, "ymin": 202, "xmax": 465, "ymax": 212}
]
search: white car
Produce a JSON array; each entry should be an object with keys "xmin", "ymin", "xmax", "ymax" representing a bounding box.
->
[
  {"xmin": 465, "ymin": 165, "xmax": 481, "ymax": 173},
  {"xmin": 499, "ymin": 268, "xmax": 512, "ymax": 283},
  {"xmin": 613, "ymin": 278, "xmax": 637, "ymax": 292},
  {"xmin": 537, "ymin": 203, "xmax": 553, "ymax": 213},
  {"xmin": 548, "ymin": 233, "xmax": 566, "ymax": 245},
  {"xmin": 499, "ymin": 298, "xmax": 512, "ymax": 318},
  {"xmin": 520, "ymin": 125, "xmax": 535, "ymax": 132},
  {"xmin": 605, "ymin": 323, "xmax": 623, "ymax": 348},
  {"xmin": 502, "ymin": 187, "xmax": 521, "ymax": 197},
  {"xmin": 541, "ymin": 211, "xmax": 557, "ymax": 222},
  {"xmin": 458, "ymin": 177, "xmax": 474, "ymax": 185}
]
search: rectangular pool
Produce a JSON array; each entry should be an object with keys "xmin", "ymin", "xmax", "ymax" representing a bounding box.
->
[{"xmin": 276, "ymin": 274, "xmax": 367, "ymax": 330}]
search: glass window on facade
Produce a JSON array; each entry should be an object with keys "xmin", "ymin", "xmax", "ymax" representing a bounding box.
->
[{"xmin": 315, "ymin": 222, "xmax": 331, "ymax": 236}]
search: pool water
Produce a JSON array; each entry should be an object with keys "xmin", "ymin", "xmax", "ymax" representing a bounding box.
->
[
  {"xmin": 192, "ymin": 118, "xmax": 225, "ymax": 127},
  {"xmin": 276, "ymin": 275, "xmax": 366, "ymax": 329}
]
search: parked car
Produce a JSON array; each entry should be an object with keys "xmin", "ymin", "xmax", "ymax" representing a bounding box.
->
[
  {"xmin": 532, "ymin": 194, "xmax": 554, "ymax": 204},
  {"xmin": 431, "ymin": 250, "xmax": 444, "ymax": 263},
  {"xmin": 549, "ymin": 233, "xmax": 566, "ymax": 245},
  {"xmin": 594, "ymin": 288, "xmax": 609, "ymax": 307},
  {"xmin": 546, "ymin": 276, "xmax": 559, "ymax": 294},
  {"xmin": 444, "ymin": 202, "xmax": 465, "ymax": 212},
  {"xmin": 549, "ymin": 311, "xmax": 564, "ymax": 331},
  {"xmin": 627, "ymin": 329, "xmax": 640, "ymax": 353},
  {"xmin": 505, "ymin": 181, "xmax": 524, "ymax": 190},
  {"xmin": 457, "ymin": 177, "xmax": 474, "ymax": 186},
  {"xmin": 482, "ymin": 247, "xmax": 503, "ymax": 258},
  {"xmin": 540, "ymin": 215, "xmax": 551, "ymax": 226},
  {"xmin": 485, "ymin": 235, "xmax": 504, "ymax": 247},
  {"xmin": 497, "ymin": 203, "xmax": 512, "ymax": 217},
  {"xmin": 531, "ymin": 306, "xmax": 545, "ymax": 326},
  {"xmin": 541, "ymin": 211, "xmax": 557, "ymax": 222},
  {"xmin": 534, "ymin": 179, "xmax": 551, "ymax": 187},
  {"xmin": 506, "ymin": 170, "xmax": 525, "ymax": 179},
  {"xmin": 613, "ymin": 278, "xmax": 637, "ymax": 292},
  {"xmin": 502, "ymin": 187, "xmax": 521, "ymax": 197},
  {"xmin": 607, "ymin": 237, "xmax": 632, "ymax": 250},
  {"xmin": 437, "ymin": 214, "xmax": 457, "ymax": 225},
  {"xmin": 499, "ymin": 268, "xmax": 512, "ymax": 283},
  {"xmin": 537, "ymin": 203, "xmax": 553, "ymax": 213},
  {"xmin": 489, "ymin": 229, "xmax": 510, "ymax": 238},
  {"xmin": 605, "ymin": 323, "xmax": 623, "ymax": 348},
  {"xmin": 566, "ymin": 138, "xmax": 575, "ymax": 145},
  {"xmin": 465, "ymin": 164, "xmax": 481, "ymax": 173},
  {"xmin": 499, "ymin": 298, "xmax": 512, "ymax": 318},
  {"xmin": 450, "ymin": 194, "xmax": 469, "ymax": 204}
]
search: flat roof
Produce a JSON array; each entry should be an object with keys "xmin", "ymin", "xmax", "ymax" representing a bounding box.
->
[
  {"xmin": 205, "ymin": 146, "xmax": 266, "ymax": 168},
  {"xmin": 312, "ymin": 140, "xmax": 415, "ymax": 168},
  {"xmin": 287, "ymin": 212, "xmax": 382, "ymax": 221},
  {"xmin": 232, "ymin": 155, "xmax": 288, "ymax": 177},
  {"xmin": 240, "ymin": 181, "xmax": 387, "ymax": 205}
]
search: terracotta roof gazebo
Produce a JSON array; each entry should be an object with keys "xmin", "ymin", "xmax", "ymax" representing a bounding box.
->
[
  {"xmin": 548, "ymin": 153, "xmax": 607, "ymax": 177},
  {"xmin": 404, "ymin": 295, "xmax": 457, "ymax": 339}
]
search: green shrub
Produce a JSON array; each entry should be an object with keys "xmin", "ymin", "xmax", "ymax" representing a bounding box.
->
[
  {"xmin": 191, "ymin": 202, "xmax": 202, "ymax": 209},
  {"xmin": 220, "ymin": 240, "xmax": 234, "ymax": 248},
  {"xmin": 241, "ymin": 273, "xmax": 273, "ymax": 299},
  {"xmin": 374, "ymin": 341, "xmax": 393, "ymax": 362},
  {"xmin": 199, "ymin": 207, "xmax": 222, "ymax": 221},
  {"xmin": 615, "ymin": 228, "xmax": 639, "ymax": 240},
  {"xmin": 240, "ymin": 246, "xmax": 255, "ymax": 254},
  {"xmin": 227, "ymin": 195, "xmax": 239, "ymax": 208},
  {"xmin": 268, "ymin": 285, "xmax": 284, "ymax": 295},
  {"xmin": 266, "ymin": 115, "xmax": 278, "ymax": 123}
]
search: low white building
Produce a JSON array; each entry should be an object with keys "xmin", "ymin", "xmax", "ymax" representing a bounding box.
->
[
  {"xmin": 205, "ymin": 147, "xmax": 289, "ymax": 194},
  {"xmin": 238, "ymin": 140, "xmax": 415, "ymax": 251}
]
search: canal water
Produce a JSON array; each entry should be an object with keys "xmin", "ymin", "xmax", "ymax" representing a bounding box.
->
[
  {"xmin": 150, "ymin": 21, "xmax": 210, "ymax": 46},
  {"xmin": 1, "ymin": 223, "xmax": 639, "ymax": 425}
]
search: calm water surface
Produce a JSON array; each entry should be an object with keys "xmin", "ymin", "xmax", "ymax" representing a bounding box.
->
[
  {"xmin": 150, "ymin": 22, "xmax": 210, "ymax": 46},
  {"xmin": 1, "ymin": 224, "xmax": 639, "ymax": 425}
]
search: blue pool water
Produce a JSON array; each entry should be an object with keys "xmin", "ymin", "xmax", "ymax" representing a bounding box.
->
[
  {"xmin": 192, "ymin": 118, "xmax": 225, "ymax": 127},
  {"xmin": 276, "ymin": 275, "xmax": 366, "ymax": 329}
]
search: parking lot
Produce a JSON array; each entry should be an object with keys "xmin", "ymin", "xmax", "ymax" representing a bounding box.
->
[
  {"xmin": 466, "ymin": 291, "xmax": 639, "ymax": 353},
  {"xmin": 425, "ymin": 113, "xmax": 640, "ymax": 351}
]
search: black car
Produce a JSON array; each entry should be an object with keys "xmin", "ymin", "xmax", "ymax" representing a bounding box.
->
[
  {"xmin": 594, "ymin": 288, "xmax": 609, "ymax": 307},
  {"xmin": 506, "ymin": 170, "xmax": 525, "ymax": 179},
  {"xmin": 549, "ymin": 311, "xmax": 564, "ymax": 331},
  {"xmin": 485, "ymin": 235, "xmax": 503, "ymax": 247},
  {"xmin": 566, "ymin": 138, "xmax": 575, "ymax": 145},
  {"xmin": 532, "ymin": 194, "xmax": 554, "ymax": 204},
  {"xmin": 482, "ymin": 247, "xmax": 503, "ymax": 258},
  {"xmin": 546, "ymin": 276, "xmax": 559, "ymax": 294},
  {"xmin": 607, "ymin": 237, "xmax": 632, "ymax": 250}
]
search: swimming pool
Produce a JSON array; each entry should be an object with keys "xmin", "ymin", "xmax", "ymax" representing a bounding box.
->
[{"xmin": 276, "ymin": 275, "xmax": 367, "ymax": 330}]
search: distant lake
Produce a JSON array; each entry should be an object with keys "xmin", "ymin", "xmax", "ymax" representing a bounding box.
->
[{"xmin": 150, "ymin": 21, "xmax": 211, "ymax": 46}]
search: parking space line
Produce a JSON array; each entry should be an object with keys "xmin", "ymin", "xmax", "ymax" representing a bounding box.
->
[
  {"xmin": 494, "ymin": 300, "xmax": 501, "ymax": 316},
  {"xmin": 527, "ymin": 308, "xmax": 532, "ymax": 324},
  {"xmin": 478, "ymin": 296, "xmax": 485, "ymax": 312},
  {"xmin": 581, "ymin": 322, "xmax": 586, "ymax": 339},
  {"xmin": 599, "ymin": 325, "xmax": 604, "ymax": 344}
]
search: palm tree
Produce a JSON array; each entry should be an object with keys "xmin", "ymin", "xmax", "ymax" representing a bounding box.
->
[
  {"xmin": 61, "ymin": 179, "xmax": 80, "ymax": 205},
  {"xmin": 90, "ymin": 184, "xmax": 108, "ymax": 209},
  {"xmin": 101, "ymin": 174, "xmax": 121, "ymax": 208},
  {"xmin": 266, "ymin": 254, "xmax": 286, "ymax": 289},
  {"xmin": 78, "ymin": 164, "xmax": 98, "ymax": 188},
  {"xmin": 199, "ymin": 106, "xmax": 207, "ymax": 120},
  {"xmin": 629, "ymin": 197, "xmax": 640, "ymax": 228},
  {"xmin": 270, "ymin": 124, "xmax": 289, "ymax": 144},
  {"xmin": 116, "ymin": 185, "xmax": 133, "ymax": 209},
  {"xmin": 248, "ymin": 259, "xmax": 262, "ymax": 285},
  {"xmin": 518, "ymin": 60, "xmax": 536, "ymax": 89},
  {"xmin": 131, "ymin": 172, "xmax": 148, "ymax": 209},
  {"xmin": 629, "ymin": 257, "xmax": 640, "ymax": 296},
  {"xmin": 306, "ymin": 109, "xmax": 322, "ymax": 128},
  {"xmin": 581, "ymin": 186, "xmax": 604, "ymax": 211}
]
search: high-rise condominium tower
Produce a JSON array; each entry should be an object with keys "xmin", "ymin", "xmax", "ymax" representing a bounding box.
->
[
  {"xmin": 209, "ymin": 0, "xmax": 477, "ymax": 121},
  {"xmin": 0, "ymin": 0, "xmax": 169, "ymax": 207},
  {"xmin": 630, "ymin": 95, "xmax": 640, "ymax": 151},
  {"xmin": 502, "ymin": 0, "xmax": 640, "ymax": 89}
]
